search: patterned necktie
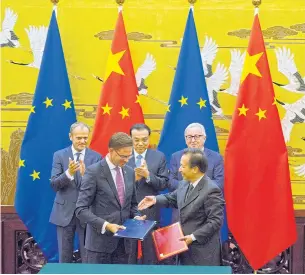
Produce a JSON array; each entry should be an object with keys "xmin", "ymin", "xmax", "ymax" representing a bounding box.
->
[
  {"xmin": 74, "ymin": 152, "xmax": 81, "ymax": 186},
  {"xmin": 185, "ymin": 184, "xmax": 194, "ymax": 202},
  {"xmin": 75, "ymin": 152, "xmax": 81, "ymax": 162},
  {"xmin": 114, "ymin": 166, "xmax": 125, "ymax": 205},
  {"xmin": 136, "ymin": 154, "xmax": 143, "ymax": 167}
]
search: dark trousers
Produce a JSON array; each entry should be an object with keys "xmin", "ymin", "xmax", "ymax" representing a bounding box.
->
[
  {"xmin": 57, "ymin": 214, "xmax": 86, "ymax": 263},
  {"xmin": 86, "ymin": 239, "xmax": 128, "ymax": 264}
]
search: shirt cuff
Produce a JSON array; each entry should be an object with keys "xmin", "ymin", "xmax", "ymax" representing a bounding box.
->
[
  {"xmin": 101, "ymin": 221, "xmax": 109, "ymax": 234},
  {"xmin": 65, "ymin": 169, "xmax": 74, "ymax": 180},
  {"xmin": 146, "ymin": 174, "xmax": 151, "ymax": 183},
  {"xmin": 191, "ymin": 234, "xmax": 196, "ymax": 241}
]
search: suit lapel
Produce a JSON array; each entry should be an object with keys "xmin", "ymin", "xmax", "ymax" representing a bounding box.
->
[
  {"xmin": 178, "ymin": 181, "xmax": 189, "ymax": 210},
  {"xmin": 180, "ymin": 177, "xmax": 205, "ymax": 210},
  {"xmin": 102, "ymin": 160, "xmax": 121, "ymax": 206},
  {"xmin": 128, "ymin": 155, "xmax": 136, "ymax": 169},
  {"xmin": 145, "ymin": 149, "xmax": 151, "ymax": 165},
  {"xmin": 84, "ymin": 148, "xmax": 91, "ymax": 168},
  {"xmin": 204, "ymin": 148, "xmax": 211, "ymax": 158},
  {"xmin": 122, "ymin": 166, "xmax": 131, "ymax": 207},
  {"xmin": 67, "ymin": 146, "xmax": 74, "ymax": 162}
]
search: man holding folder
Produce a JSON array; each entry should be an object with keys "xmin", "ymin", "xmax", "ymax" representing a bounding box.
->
[
  {"xmin": 139, "ymin": 148, "xmax": 224, "ymax": 266},
  {"xmin": 76, "ymin": 132, "xmax": 146, "ymax": 264}
]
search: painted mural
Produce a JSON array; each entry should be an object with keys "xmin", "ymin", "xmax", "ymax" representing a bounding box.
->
[{"xmin": 1, "ymin": 0, "xmax": 304, "ymax": 208}]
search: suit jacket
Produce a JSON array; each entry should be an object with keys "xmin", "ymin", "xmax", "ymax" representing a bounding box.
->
[
  {"xmin": 156, "ymin": 176, "xmax": 224, "ymax": 265},
  {"xmin": 169, "ymin": 148, "xmax": 224, "ymax": 192},
  {"xmin": 127, "ymin": 149, "xmax": 169, "ymax": 222},
  {"xmin": 75, "ymin": 158, "xmax": 140, "ymax": 253},
  {"xmin": 49, "ymin": 147, "xmax": 102, "ymax": 227}
]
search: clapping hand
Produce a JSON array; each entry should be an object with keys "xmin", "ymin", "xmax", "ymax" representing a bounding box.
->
[
  {"xmin": 79, "ymin": 159, "xmax": 86, "ymax": 176},
  {"xmin": 134, "ymin": 160, "xmax": 149, "ymax": 179},
  {"xmin": 68, "ymin": 157, "xmax": 80, "ymax": 176}
]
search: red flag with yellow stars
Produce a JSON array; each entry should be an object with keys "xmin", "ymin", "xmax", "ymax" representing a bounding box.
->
[
  {"xmin": 224, "ymin": 13, "xmax": 297, "ymax": 270},
  {"xmin": 90, "ymin": 11, "xmax": 144, "ymax": 155}
]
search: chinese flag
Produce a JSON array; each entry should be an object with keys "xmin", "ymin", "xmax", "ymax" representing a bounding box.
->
[
  {"xmin": 90, "ymin": 11, "xmax": 144, "ymax": 156},
  {"xmin": 224, "ymin": 13, "xmax": 297, "ymax": 269}
]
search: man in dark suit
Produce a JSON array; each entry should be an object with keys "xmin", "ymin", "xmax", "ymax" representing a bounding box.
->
[
  {"xmin": 127, "ymin": 123, "xmax": 169, "ymax": 265},
  {"xmin": 139, "ymin": 148, "xmax": 224, "ymax": 266},
  {"xmin": 75, "ymin": 132, "xmax": 146, "ymax": 264},
  {"xmin": 169, "ymin": 122, "xmax": 224, "ymax": 222},
  {"xmin": 49, "ymin": 122, "xmax": 102, "ymax": 263}
]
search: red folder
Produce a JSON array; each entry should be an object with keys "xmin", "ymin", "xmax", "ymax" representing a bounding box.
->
[{"xmin": 152, "ymin": 222, "xmax": 189, "ymax": 261}]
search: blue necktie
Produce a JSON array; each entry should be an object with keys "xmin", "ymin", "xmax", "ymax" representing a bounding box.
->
[{"xmin": 136, "ymin": 154, "xmax": 143, "ymax": 167}]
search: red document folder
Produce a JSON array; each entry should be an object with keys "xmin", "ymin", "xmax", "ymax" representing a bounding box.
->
[{"xmin": 152, "ymin": 222, "xmax": 189, "ymax": 261}]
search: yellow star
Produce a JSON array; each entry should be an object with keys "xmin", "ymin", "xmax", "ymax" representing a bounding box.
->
[
  {"xmin": 30, "ymin": 170, "xmax": 40, "ymax": 181},
  {"xmin": 104, "ymin": 50, "xmax": 126, "ymax": 82},
  {"xmin": 135, "ymin": 95, "xmax": 141, "ymax": 104},
  {"xmin": 255, "ymin": 108, "xmax": 267, "ymax": 121},
  {"xmin": 240, "ymin": 51, "xmax": 264, "ymax": 83},
  {"xmin": 101, "ymin": 103, "xmax": 112, "ymax": 115},
  {"xmin": 238, "ymin": 104, "xmax": 249, "ymax": 116},
  {"xmin": 119, "ymin": 106, "xmax": 130, "ymax": 119},
  {"xmin": 19, "ymin": 159, "xmax": 25, "ymax": 168},
  {"xmin": 43, "ymin": 97, "xmax": 53, "ymax": 108},
  {"xmin": 62, "ymin": 100, "xmax": 72, "ymax": 110},
  {"xmin": 197, "ymin": 98, "xmax": 207, "ymax": 109},
  {"xmin": 30, "ymin": 106, "xmax": 35, "ymax": 113},
  {"xmin": 166, "ymin": 104, "xmax": 171, "ymax": 112},
  {"xmin": 272, "ymin": 97, "xmax": 277, "ymax": 105},
  {"xmin": 178, "ymin": 96, "xmax": 188, "ymax": 107}
]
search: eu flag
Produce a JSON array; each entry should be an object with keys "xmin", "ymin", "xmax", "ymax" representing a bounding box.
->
[
  {"xmin": 158, "ymin": 8, "xmax": 228, "ymax": 242},
  {"xmin": 15, "ymin": 10, "xmax": 76, "ymax": 261}
]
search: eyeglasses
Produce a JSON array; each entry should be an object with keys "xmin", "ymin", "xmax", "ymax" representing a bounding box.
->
[
  {"xmin": 185, "ymin": 135, "xmax": 204, "ymax": 141},
  {"xmin": 114, "ymin": 149, "xmax": 132, "ymax": 160}
]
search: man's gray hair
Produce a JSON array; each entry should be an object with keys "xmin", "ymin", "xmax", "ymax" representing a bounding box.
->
[
  {"xmin": 184, "ymin": 123, "xmax": 206, "ymax": 137},
  {"xmin": 70, "ymin": 122, "xmax": 90, "ymax": 134}
]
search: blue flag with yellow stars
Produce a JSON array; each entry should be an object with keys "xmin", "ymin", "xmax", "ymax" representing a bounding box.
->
[
  {"xmin": 15, "ymin": 10, "xmax": 76, "ymax": 261},
  {"xmin": 158, "ymin": 8, "xmax": 228, "ymax": 242}
]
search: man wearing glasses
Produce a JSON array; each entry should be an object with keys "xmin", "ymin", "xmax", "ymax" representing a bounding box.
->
[
  {"xmin": 169, "ymin": 123, "xmax": 224, "ymax": 222},
  {"xmin": 127, "ymin": 123, "xmax": 169, "ymax": 265},
  {"xmin": 75, "ymin": 132, "xmax": 146, "ymax": 264}
]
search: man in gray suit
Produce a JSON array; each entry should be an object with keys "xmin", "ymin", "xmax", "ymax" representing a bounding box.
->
[
  {"xmin": 139, "ymin": 148, "xmax": 224, "ymax": 266},
  {"xmin": 49, "ymin": 122, "xmax": 102, "ymax": 263},
  {"xmin": 75, "ymin": 132, "xmax": 146, "ymax": 264},
  {"xmin": 127, "ymin": 123, "xmax": 169, "ymax": 265}
]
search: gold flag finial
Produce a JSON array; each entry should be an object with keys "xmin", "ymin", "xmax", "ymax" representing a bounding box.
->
[
  {"xmin": 188, "ymin": 0, "xmax": 197, "ymax": 4},
  {"xmin": 252, "ymin": 0, "xmax": 261, "ymax": 7},
  {"xmin": 51, "ymin": 0, "xmax": 59, "ymax": 4},
  {"xmin": 116, "ymin": 0, "xmax": 125, "ymax": 5}
]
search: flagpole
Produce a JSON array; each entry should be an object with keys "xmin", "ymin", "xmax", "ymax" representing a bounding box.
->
[
  {"xmin": 116, "ymin": 0, "xmax": 124, "ymax": 12},
  {"xmin": 252, "ymin": 1, "xmax": 262, "ymax": 271}
]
